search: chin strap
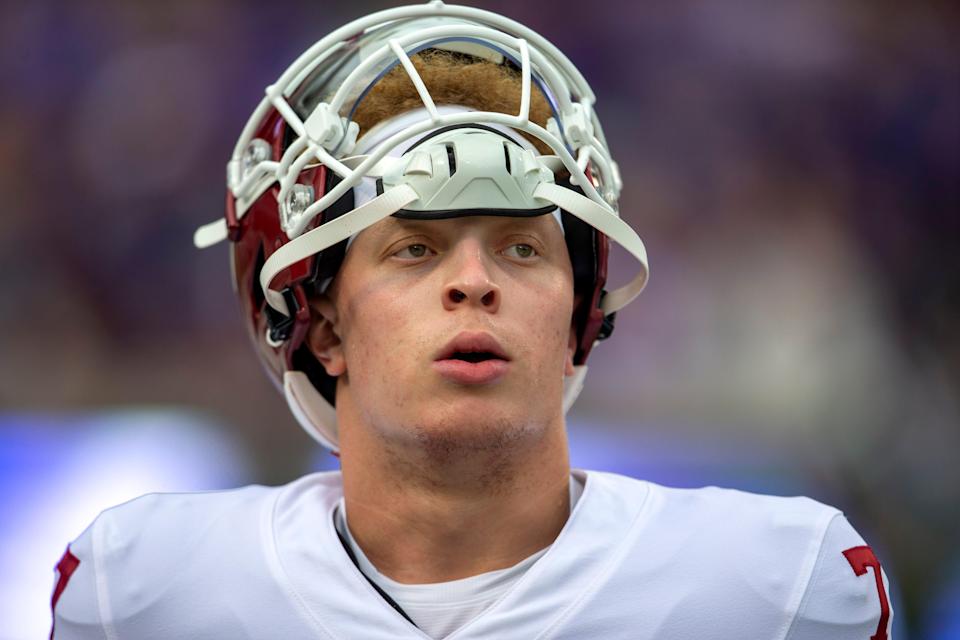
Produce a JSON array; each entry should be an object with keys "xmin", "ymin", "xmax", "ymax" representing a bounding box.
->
[
  {"xmin": 260, "ymin": 184, "xmax": 420, "ymax": 316},
  {"xmin": 534, "ymin": 183, "xmax": 649, "ymax": 314},
  {"xmin": 211, "ymin": 129, "xmax": 648, "ymax": 320},
  {"xmin": 259, "ymin": 170, "xmax": 647, "ymax": 319},
  {"xmin": 193, "ymin": 218, "xmax": 229, "ymax": 249}
]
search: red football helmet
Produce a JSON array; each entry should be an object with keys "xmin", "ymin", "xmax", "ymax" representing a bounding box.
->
[{"xmin": 195, "ymin": 2, "xmax": 649, "ymax": 451}]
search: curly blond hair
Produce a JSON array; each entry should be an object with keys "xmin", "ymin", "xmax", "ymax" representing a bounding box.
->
[{"xmin": 352, "ymin": 50, "xmax": 553, "ymax": 154}]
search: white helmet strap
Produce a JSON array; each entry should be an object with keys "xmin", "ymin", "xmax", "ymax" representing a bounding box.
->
[{"xmin": 259, "ymin": 127, "xmax": 648, "ymax": 317}]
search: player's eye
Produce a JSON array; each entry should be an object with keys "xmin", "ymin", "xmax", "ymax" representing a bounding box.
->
[
  {"xmin": 503, "ymin": 243, "xmax": 538, "ymax": 259},
  {"xmin": 393, "ymin": 243, "xmax": 433, "ymax": 259}
]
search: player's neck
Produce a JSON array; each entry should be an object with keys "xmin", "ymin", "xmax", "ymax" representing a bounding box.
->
[{"xmin": 337, "ymin": 413, "xmax": 572, "ymax": 584}]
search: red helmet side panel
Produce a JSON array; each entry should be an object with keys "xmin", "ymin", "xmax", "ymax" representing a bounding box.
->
[{"xmin": 228, "ymin": 108, "xmax": 328, "ymax": 387}]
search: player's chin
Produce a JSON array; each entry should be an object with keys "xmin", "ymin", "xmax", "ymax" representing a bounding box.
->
[
  {"xmin": 429, "ymin": 389, "xmax": 519, "ymax": 415},
  {"xmin": 432, "ymin": 393, "xmax": 552, "ymax": 430},
  {"xmin": 411, "ymin": 409, "xmax": 547, "ymax": 452}
]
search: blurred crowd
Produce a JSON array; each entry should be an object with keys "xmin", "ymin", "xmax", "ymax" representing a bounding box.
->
[{"xmin": 0, "ymin": 1, "xmax": 957, "ymax": 637}]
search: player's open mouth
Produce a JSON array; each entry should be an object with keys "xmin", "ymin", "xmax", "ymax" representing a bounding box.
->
[
  {"xmin": 448, "ymin": 351, "xmax": 499, "ymax": 363},
  {"xmin": 433, "ymin": 333, "xmax": 511, "ymax": 384}
]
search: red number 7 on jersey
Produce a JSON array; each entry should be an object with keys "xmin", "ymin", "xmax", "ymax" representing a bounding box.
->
[{"xmin": 843, "ymin": 545, "xmax": 890, "ymax": 640}]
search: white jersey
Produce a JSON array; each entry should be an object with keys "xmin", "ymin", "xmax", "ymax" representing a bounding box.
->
[
  {"xmin": 51, "ymin": 470, "xmax": 892, "ymax": 639},
  {"xmin": 330, "ymin": 474, "xmax": 584, "ymax": 639}
]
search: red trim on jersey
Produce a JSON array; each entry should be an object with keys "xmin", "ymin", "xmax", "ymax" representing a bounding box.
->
[
  {"xmin": 843, "ymin": 545, "xmax": 890, "ymax": 640},
  {"xmin": 50, "ymin": 547, "xmax": 80, "ymax": 640}
]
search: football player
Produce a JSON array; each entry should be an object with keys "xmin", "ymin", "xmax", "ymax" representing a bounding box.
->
[{"xmin": 51, "ymin": 2, "xmax": 892, "ymax": 638}]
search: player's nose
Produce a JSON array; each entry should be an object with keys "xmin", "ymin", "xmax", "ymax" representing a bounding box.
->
[{"xmin": 441, "ymin": 238, "xmax": 501, "ymax": 313}]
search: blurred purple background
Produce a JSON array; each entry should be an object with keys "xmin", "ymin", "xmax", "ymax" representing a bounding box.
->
[{"xmin": 1, "ymin": 1, "xmax": 957, "ymax": 638}]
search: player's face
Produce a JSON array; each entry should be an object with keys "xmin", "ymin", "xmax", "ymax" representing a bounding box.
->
[{"xmin": 320, "ymin": 213, "xmax": 576, "ymax": 447}]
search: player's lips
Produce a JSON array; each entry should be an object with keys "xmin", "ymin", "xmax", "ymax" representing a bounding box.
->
[{"xmin": 433, "ymin": 332, "xmax": 511, "ymax": 384}]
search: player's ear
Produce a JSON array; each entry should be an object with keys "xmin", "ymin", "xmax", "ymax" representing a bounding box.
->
[{"xmin": 306, "ymin": 294, "xmax": 345, "ymax": 377}]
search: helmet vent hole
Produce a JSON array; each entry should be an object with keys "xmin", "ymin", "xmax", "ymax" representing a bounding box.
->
[
  {"xmin": 445, "ymin": 143, "xmax": 457, "ymax": 176},
  {"xmin": 503, "ymin": 142, "xmax": 512, "ymax": 174}
]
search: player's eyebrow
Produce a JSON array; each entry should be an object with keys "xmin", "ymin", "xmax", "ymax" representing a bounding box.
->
[
  {"xmin": 361, "ymin": 217, "xmax": 434, "ymax": 244},
  {"xmin": 360, "ymin": 214, "xmax": 557, "ymax": 251}
]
